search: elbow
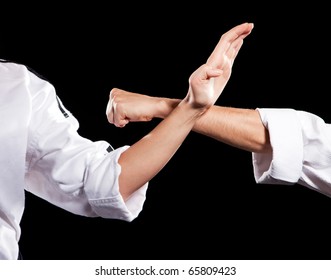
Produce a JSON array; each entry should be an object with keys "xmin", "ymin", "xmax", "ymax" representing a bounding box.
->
[
  {"xmin": 118, "ymin": 171, "xmax": 147, "ymax": 202},
  {"xmin": 118, "ymin": 178, "xmax": 134, "ymax": 202}
]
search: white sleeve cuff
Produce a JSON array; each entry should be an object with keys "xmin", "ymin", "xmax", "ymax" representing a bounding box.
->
[
  {"xmin": 252, "ymin": 108, "xmax": 303, "ymax": 185},
  {"xmin": 85, "ymin": 145, "xmax": 148, "ymax": 222}
]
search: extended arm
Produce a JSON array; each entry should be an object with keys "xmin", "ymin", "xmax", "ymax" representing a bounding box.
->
[
  {"xmin": 106, "ymin": 23, "xmax": 331, "ymax": 199},
  {"xmin": 181, "ymin": 104, "xmax": 271, "ymax": 153},
  {"xmin": 105, "ymin": 91, "xmax": 270, "ymax": 153},
  {"xmin": 104, "ymin": 20, "xmax": 269, "ymax": 154},
  {"xmin": 107, "ymin": 22, "xmax": 254, "ymax": 200}
]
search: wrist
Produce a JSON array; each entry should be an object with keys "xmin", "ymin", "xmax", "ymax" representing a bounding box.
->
[
  {"xmin": 176, "ymin": 98, "xmax": 208, "ymax": 122},
  {"xmin": 155, "ymin": 97, "xmax": 181, "ymax": 119}
]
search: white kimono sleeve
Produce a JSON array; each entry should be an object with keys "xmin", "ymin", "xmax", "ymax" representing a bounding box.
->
[
  {"xmin": 253, "ymin": 108, "xmax": 331, "ymax": 197},
  {"xmin": 25, "ymin": 68, "xmax": 148, "ymax": 222}
]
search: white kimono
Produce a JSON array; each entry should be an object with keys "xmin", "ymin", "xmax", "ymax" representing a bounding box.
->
[
  {"xmin": 253, "ymin": 108, "xmax": 331, "ymax": 198},
  {"xmin": 0, "ymin": 61, "xmax": 148, "ymax": 259}
]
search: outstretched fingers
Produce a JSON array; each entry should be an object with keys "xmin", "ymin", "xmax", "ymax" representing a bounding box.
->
[{"xmin": 206, "ymin": 22, "xmax": 254, "ymax": 67}]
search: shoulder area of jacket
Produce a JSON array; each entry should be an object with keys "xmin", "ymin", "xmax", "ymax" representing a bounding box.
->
[{"xmin": 0, "ymin": 59, "xmax": 30, "ymax": 80}]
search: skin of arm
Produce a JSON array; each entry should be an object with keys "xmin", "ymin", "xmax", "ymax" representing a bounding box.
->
[
  {"xmin": 106, "ymin": 22, "xmax": 254, "ymax": 200},
  {"xmin": 189, "ymin": 106, "xmax": 271, "ymax": 153},
  {"xmin": 107, "ymin": 92, "xmax": 270, "ymax": 154},
  {"xmin": 162, "ymin": 101, "xmax": 271, "ymax": 153}
]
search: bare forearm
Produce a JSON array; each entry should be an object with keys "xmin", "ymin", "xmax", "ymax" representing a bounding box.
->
[
  {"xmin": 159, "ymin": 98, "xmax": 271, "ymax": 153},
  {"xmin": 106, "ymin": 22, "xmax": 255, "ymax": 201},
  {"xmin": 118, "ymin": 101, "xmax": 203, "ymax": 200},
  {"xmin": 193, "ymin": 106, "xmax": 271, "ymax": 153}
]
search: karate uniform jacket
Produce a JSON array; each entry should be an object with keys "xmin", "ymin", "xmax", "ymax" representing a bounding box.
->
[{"xmin": 0, "ymin": 61, "xmax": 148, "ymax": 259}]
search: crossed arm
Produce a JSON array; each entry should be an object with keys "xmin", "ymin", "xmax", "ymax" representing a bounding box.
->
[
  {"xmin": 107, "ymin": 92, "xmax": 271, "ymax": 154},
  {"xmin": 106, "ymin": 22, "xmax": 255, "ymax": 200}
]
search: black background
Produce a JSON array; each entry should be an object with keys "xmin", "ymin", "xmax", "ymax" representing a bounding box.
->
[{"xmin": 1, "ymin": 3, "xmax": 331, "ymax": 260}]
